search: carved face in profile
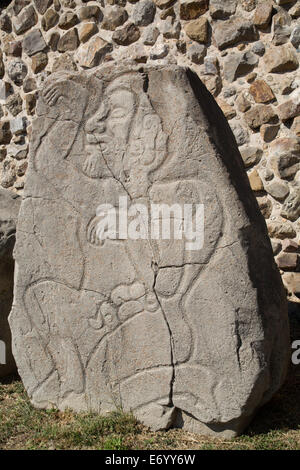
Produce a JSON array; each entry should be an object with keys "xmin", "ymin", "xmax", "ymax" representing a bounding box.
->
[
  {"xmin": 105, "ymin": 88, "xmax": 136, "ymax": 143},
  {"xmin": 84, "ymin": 74, "xmax": 168, "ymax": 193}
]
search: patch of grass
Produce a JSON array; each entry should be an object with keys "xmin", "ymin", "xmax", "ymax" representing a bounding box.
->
[
  {"xmin": 102, "ymin": 437, "xmax": 128, "ymax": 450},
  {"xmin": 0, "ymin": 377, "xmax": 140, "ymax": 450},
  {"xmin": 0, "ymin": 367, "xmax": 299, "ymax": 450},
  {"xmin": 0, "ymin": 315, "xmax": 300, "ymax": 450}
]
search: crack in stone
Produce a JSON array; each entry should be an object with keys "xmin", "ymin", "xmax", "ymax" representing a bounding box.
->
[
  {"xmin": 152, "ymin": 261, "xmax": 176, "ymax": 410},
  {"xmin": 97, "ymin": 129, "xmax": 177, "ymax": 410}
]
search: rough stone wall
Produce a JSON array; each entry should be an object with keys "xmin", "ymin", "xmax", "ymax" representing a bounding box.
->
[{"xmin": 0, "ymin": 0, "xmax": 299, "ymax": 299}]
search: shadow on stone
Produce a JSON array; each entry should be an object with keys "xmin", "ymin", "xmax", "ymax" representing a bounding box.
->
[{"xmin": 244, "ymin": 301, "xmax": 300, "ymax": 436}]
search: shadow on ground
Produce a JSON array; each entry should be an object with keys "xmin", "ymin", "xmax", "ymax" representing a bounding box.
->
[
  {"xmin": 0, "ymin": 373, "xmax": 20, "ymax": 386},
  {"xmin": 245, "ymin": 301, "xmax": 300, "ymax": 437}
]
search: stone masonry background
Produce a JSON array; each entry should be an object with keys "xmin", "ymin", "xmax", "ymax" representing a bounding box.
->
[{"xmin": 0, "ymin": 0, "xmax": 299, "ymax": 300}]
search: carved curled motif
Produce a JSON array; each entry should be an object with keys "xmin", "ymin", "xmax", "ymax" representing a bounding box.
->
[{"xmin": 10, "ymin": 66, "xmax": 289, "ymax": 437}]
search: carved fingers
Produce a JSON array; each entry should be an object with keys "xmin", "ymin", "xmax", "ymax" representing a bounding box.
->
[
  {"xmin": 42, "ymin": 80, "xmax": 88, "ymax": 121},
  {"xmin": 87, "ymin": 216, "xmax": 102, "ymax": 246},
  {"xmin": 43, "ymin": 83, "xmax": 65, "ymax": 107},
  {"xmin": 82, "ymin": 154, "xmax": 100, "ymax": 179}
]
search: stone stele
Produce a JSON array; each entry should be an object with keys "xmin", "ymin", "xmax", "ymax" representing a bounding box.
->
[
  {"xmin": 0, "ymin": 188, "xmax": 20, "ymax": 378},
  {"xmin": 9, "ymin": 64, "xmax": 290, "ymax": 437}
]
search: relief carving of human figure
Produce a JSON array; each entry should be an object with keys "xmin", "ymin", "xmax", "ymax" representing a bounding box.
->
[
  {"xmin": 23, "ymin": 71, "xmax": 246, "ymax": 429},
  {"xmin": 83, "ymin": 73, "xmax": 225, "ymax": 425},
  {"xmin": 11, "ymin": 67, "xmax": 286, "ymax": 433}
]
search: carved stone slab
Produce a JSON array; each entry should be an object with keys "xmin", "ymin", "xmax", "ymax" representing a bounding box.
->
[
  {"xmin": 9, "ymin": 64, "xmax": 290, "ymax": 437},
  {"xmin": 0, "ymin": 188, "xmax": 20, "ymax": 378}
]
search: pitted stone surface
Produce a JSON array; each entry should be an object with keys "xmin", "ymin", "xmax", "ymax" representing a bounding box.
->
[
  {"xmin": 0, "ymin": 188, "xmax": 20, "ymax": 378},
  {"xmin": 10, "ymin": 64, "xmax": 289, "ymax": 437},
  {"xmin": 0, "ymin": 0, "xmax": 300, "ymax": 302}
]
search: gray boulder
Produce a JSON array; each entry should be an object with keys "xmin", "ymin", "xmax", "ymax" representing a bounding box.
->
[
  {"xmin": 210, "ymin": 0, "xmax": 237, "ymax": 19},
  {"xmin": 214, "ymin": 17, "xmax": 258, "ymax": 50},
  {"xmin": 0, "ymin": 188, "xmax": 20, "ymax": 378},
  {"xmin": 10, "ymin": 64, "xmax": 289, "ymax": 437},
  {"xmin": 224, "ymin": 51, "xmax": 258, "ymax": 82},
  {"xmin": 132, "ymin": 0, "xmax": 156, "ymax": 26},
  {"xmin": 23, "ymin": 29, "xmax": 47, "ymax": 57}
]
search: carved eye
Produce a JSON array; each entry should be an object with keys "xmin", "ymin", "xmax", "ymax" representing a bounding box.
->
[{"xmin": 110, "ymin": 108, "xmax": 126, "ymax": 119}]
